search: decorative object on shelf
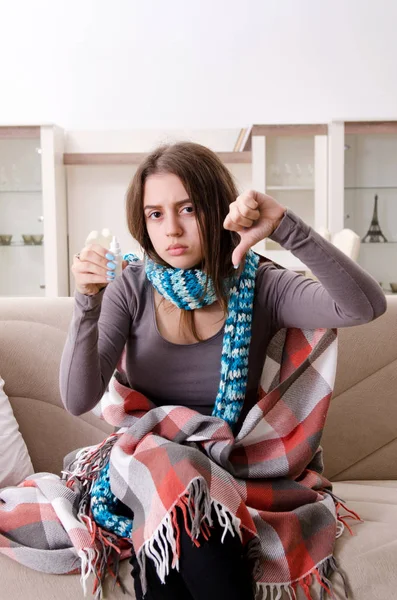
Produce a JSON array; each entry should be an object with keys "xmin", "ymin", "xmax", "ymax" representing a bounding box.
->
[
  {"xmin": 22, "ymin": 235, "xmax": 44, "ymax": 245},
  {"xmin": 390, "ymin": 283, "xmax": 397, "ymax": 293},
  {"xmin": 362, "ymin": 194, "xmax": 388, "ymax": 243},
  {"xmin": 0, "ymin": 235, "xmax": 12, "ymax": 245},
  {"xmin": 31, "ymin": 235, "xmax": 44, "ymax": 245}
]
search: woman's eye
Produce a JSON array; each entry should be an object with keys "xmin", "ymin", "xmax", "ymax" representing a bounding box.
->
[
  {"xmin": 182, "ymin": 206, "xmax": 194, "ymax": 214},
  {"xmin": 149, "ymin": 211, "xmax": 161, "ymax": 219}
]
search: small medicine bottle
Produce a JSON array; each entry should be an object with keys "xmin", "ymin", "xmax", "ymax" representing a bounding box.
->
[{"xmin": 109, "ymin": 236, "xmax": 123, "ymax": 279}]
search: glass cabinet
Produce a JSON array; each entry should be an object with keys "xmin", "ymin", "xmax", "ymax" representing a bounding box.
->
[
  {"xmin": 0, "ymin": 129, "xmax": 44, "ymax": 295},
  {"xmin": 328, "ymin": 121, "xmax": 397, "ymax": 294},
  {"xmin": 250, "ymin": 124, "xmax": 328, "ymax": 270},
  {"xmin": 0, "ymin": 125, "xmax": 68, "ymax": 297}
]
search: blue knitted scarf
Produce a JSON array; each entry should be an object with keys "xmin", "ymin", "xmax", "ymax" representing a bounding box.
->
[
  {"xmin": 90, "ymin": 249, "xmax": 260, "ymax": 538},
  {"xmin": 127, "ymin": 248, "xmax": 260, "ymax": 429}
]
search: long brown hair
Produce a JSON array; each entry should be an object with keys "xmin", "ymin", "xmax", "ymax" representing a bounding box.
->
[{"xmin": 126, "ymin": 141, "xmax": 241, "ymax": 341}]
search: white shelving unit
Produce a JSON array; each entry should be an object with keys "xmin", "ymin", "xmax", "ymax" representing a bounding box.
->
[
  {"xmin": 250, "ymin": 124, "xmax": 328, "ymax": 271},
  {"xmin": 4, "ymin": 122, "xmax": 395, "ymax": 297},
  {"xmin": 328, "ymin": 120, "xmax": 397, "ymax": 293},
  {"xmin": 0, "ymin": 125, "xmax": 68, "ymax": 297}
]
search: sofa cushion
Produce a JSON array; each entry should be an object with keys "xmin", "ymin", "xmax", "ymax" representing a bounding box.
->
[
  {"xmin": 325, "ymin": 299, "xmax": 397, "ymax": 482},
  {"xmin": 0, "ymin": 553, "xmax": 136, "ymax": 599},
  {"xmin": 0, "ymin": 376, "xmax": 34, "ymax": 487},
  {"xmin": 331, "ymin": 480, "xmax": 397, "ymax": 600},
  {"xmin": 0, "ymin": 317, "xmax": 114, "ymax": 474}
]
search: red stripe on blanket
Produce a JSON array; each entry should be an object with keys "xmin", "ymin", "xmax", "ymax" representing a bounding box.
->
[
  {"xmin": 124, "ymin": 390, "xmax": 152, "ymax": 414},
  {"xmin": 0, "ymin": 503, "xmax": 58, "ymax": 532},
  {"xmin": 19, "ymin": 480, "xmax": 37, "ymax": 488},
  {"xmin": 68, "ymin": 527, "xmax": 94, "ymax": 551},
  {"xmin": 280, "ymin": 329, "xmax": 320, "ymax": 381}
]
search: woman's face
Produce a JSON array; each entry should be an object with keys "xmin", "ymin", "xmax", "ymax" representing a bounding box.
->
[{"xmin": 143, "ymin": 172, "xmax": 204, "ymax": 269}]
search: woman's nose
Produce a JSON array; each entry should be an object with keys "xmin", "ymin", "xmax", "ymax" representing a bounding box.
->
[{"xmin": 165, "ymin": 214, "xmax": 183, "ymax": 236}]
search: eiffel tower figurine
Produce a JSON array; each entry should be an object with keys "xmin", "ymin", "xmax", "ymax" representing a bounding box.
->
[{"xmin": 362, "ymin": 194, "xmax": 388, "ymax": 243}]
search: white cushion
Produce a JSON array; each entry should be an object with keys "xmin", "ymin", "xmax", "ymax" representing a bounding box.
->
[{"xmin": 0, "ymin": 376, "xmax": 34, "ymax": 488}]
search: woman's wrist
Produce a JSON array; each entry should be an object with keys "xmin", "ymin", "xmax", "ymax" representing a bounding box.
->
[{"xmin": 271, "ymin": 208, "xmax": 287, "ymax": 235}]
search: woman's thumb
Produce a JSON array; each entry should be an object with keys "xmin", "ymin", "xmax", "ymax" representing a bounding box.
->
[{"xmin": 231, "ymin": 243, "xmax": 248, "ymax": 269}]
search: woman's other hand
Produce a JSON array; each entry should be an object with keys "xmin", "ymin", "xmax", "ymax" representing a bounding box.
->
[{"xmin": 223, "ymin": 190, "xmax": 286, "ymax": 268}]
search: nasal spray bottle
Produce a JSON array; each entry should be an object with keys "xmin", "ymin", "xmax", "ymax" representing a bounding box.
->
[
  {"xmin": 109, "ymin": 235, "xmax": 123, "ymax": 280},
  {"xmin": 85, "ymin": 229, "xmax": 123, "ymax": 283}
]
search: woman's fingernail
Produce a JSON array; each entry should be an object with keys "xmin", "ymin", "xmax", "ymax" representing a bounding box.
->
[
  {"xmin": 107, "ymin": 261, "xmax": 116, "ymax": 269},
  {"xmin": 107, "ymin": 270, "xmax": 115, "ymax": 276},
  {"xmin": 106, "ymin": 253, "xmax": 115, "ymax": 260}
]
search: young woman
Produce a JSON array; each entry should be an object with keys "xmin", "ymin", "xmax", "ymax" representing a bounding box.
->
[{"xmin": 60, "ymin": 142, "xmax": 386, "ymax": 600}]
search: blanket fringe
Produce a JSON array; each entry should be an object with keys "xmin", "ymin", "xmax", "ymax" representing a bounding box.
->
[
  {"xmin": 62, "ymin": 433, "xmax": 120, "ymax": 489},
  {"xmin": 335, "ymin": 499, "xmax": 364, "ymax": 536},
  {"xmin": 78, "ymin": 547, "xmax": 98, "ymax": 597},
  {"xmin": 136, "ymin": 476, "xmax": 242, "ymax": 597},
  {"xmin": 63, "ymin": 433, "xmax": 132, "ymax": 600},
  {"xmin": 135, "ymin": 477, "xmax": 352, "ymax": 600},
  {"xmin": 252, "ymin": 554, "xmax": 350, "ymax": 600}
]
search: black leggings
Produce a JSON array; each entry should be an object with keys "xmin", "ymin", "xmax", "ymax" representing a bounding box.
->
[{"xmin": 129, "ymin": 505, "xmax": 255, "ymax": 600}]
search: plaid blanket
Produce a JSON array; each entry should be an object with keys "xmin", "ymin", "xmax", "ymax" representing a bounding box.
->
[{"xmin": 0, "ymin": 326, "xmax": 362, "ymax": 600}]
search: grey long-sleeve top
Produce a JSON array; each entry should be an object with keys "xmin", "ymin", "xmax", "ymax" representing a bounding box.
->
[{"xmin": 59, "ymin": 209, "xmax": 387, "ymax": 435}]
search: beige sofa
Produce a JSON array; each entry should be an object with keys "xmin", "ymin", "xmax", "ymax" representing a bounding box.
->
[{"xmin": 0, "ymin": 296, "xmax": 396, "ymax": 600}]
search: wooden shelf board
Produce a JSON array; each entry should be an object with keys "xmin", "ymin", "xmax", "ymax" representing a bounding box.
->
[
  {"xmin": 252, "ymin": 124, "xmax": 327, "ymax": 137},
  {"xmin": 345, "ymin": 121, "xmax": 397, "ymax": 135},
  {"xmin": 0, "ymin": 126, "xmax": 41, "ymax": 139},
  {"xmin": 63, "ymin": 151, "xmax": 252, "ymax": 166}
]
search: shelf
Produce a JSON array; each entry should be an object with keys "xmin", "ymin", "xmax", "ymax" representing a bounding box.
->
[
  {"xmin": 267, "ymin": 186, "xmax": 314, "ymax": 191},
  {"xmin": 345, "ymin": 186, "xmax": 397, "ymax": 190},
  {"xmin": 252, "ymin": 124, "xmax": 327, "ymax": 136},
  {"xmin": 0, "ymin": 126, "xmax": 41, "ymax": 139},
  {"xmin": 63, "ymin": 151, "xmax": 252, "ymax": 166},
  {"xmin": 0, "ymin": 189, "xmax": 42, "ymax": 194},
  {"xmin": 345, "ymin": 121, "xmax": 397, "ymax": 135},
  {"xmin": 0, "ymin": 243, "xmax": 44, "ymax": 247},
  {"xmin": 360, "ymin": 241, "xmax": 397, "ymax": 245}
]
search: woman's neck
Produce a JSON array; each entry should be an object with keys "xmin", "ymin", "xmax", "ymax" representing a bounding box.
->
[{"xmin": 153, "ymin": 289, "xmax": 225, "ymax": 344}]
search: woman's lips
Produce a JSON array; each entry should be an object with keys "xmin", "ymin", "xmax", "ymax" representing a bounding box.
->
[{"xmin": 168, "ymin": 246, "xmax": 188, "ymax": 256}]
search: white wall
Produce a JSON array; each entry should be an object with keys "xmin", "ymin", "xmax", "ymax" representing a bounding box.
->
[{"xmin": 1, "ymin": 0, "xmax": 397, "ymax": 129}]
